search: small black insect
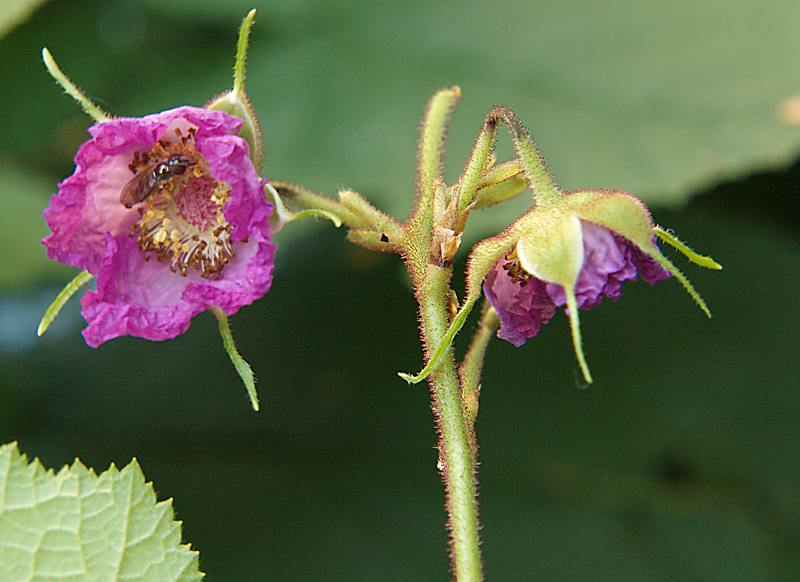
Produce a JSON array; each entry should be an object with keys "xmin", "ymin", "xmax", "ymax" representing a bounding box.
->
[{"xmin": 119, "ymin": 154, "xmax": 197, "ymax": 209}]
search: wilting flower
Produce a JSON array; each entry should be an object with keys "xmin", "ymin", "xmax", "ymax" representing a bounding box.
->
[
  {"xmin": 470, "ymin": 188, "xmax": 719, "ymax": 382},
  {"xmin": 484, "ymin": 219, "xmax": 670, "ymax": 347},
  {"xmin": 43, "ymin": 106, "xmax": 275, "ymax": 347}
]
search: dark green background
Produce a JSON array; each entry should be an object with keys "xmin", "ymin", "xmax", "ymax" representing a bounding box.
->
[{"xmin": 1, "ymin": 1, "xmax": 799, "ymax": 579}]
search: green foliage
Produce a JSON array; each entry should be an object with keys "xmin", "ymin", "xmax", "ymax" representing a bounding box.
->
[
  {"xmin": 0, "ymin": 442, "xmax": 203, "ymax": 581},
  {"xmin": 193, "ymin": 0, "xmax": 800, "ymax": 214},
  {"xmin": 2, "ymin": 0, "xmax": 799, "ymax": 288}
]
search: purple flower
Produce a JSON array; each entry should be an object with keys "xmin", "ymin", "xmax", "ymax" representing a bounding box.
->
[
  {"xmin": 43, "ymin": 106, "xmax": 275, "ymax": 347},
  {"xmin": 484, "ymin": 220, "xmax": 669, "ymax": 347}
]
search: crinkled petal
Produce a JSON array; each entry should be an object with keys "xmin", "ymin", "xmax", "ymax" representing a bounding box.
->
[
  {"xmin": 483, "ymin": 260, "xmax": 556, "ymax": 347},
  {"xmin": 80, "ymin": 235, "xmax": 199, "ymax": 347},
  {"xmin": 81, "ymin": 232, "xmax": 275, "ymax": 347}
]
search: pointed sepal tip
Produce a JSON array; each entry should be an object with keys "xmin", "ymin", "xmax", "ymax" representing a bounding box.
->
[{"xmin": 211, "ymin": 306, "xmax": 260, "ymax": 411}]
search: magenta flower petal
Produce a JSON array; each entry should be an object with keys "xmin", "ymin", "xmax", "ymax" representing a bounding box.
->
[
  {"xmin": 44, "ymin": 106, "xmax": 275, "ymax": 347},
  {"xmin": 80, "ymin": 235, "xmax": 198, "ymax": 347}
]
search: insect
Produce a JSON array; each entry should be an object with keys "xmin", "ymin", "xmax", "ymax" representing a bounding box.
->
[{"xmin": 119, "ymin": 154, "xmax": 197, "ymax": 208}]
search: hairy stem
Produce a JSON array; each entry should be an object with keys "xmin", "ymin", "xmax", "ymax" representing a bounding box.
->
[
  {"xmin": 418, "ymin": 264, "xmax": 483, "ymax": 581},
  {"xmin": 459, "ymin": 301, "xmax": 499, "ymax": 433}
]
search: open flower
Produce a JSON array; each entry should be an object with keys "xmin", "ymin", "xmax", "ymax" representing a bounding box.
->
[
  {"xmin": 484, "ymin": 218, "xmax": 670, "ymax": 347},
  {"xmin": 43, "ymin": 106, "xmax": 275, "ymax": 347}
]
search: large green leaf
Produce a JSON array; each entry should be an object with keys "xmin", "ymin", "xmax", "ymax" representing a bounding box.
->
[
  {"xmin": 3, "ymin": 0, "xmax": 799, "ymax": 257},
  {"xmin": 0, "ymin": 442, "xmax": 203, "ymax": 581},
  {"xmin": 133, "ymin": 0, "xmax": 800, "ymax": 213}
]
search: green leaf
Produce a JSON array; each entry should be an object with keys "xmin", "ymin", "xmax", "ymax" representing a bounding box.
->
[
  {"xmin": 0, "ymin": 442, "xmax": 203, "ymax": 581},
  {"xmin": 225, "ymin": 0, "xmax": 800, "ymax": 224}
]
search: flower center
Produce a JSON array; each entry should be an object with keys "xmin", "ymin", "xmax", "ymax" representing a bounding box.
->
[
  {"xmin": 502, "ymin": 249, "xmax": 531, "ymax": 286},
  {"xmin": 128, "ymin": 130, "xmax": 234, "ymax": 279}
]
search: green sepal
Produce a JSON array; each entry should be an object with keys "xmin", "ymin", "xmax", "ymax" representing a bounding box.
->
[
  {"xmin": 338, "ymin": 189, "xmax": 403, "ymax": 240},
  {"xmin": 42, "ymin": 48, "xmax": 109, "ymax": 123},
  {"xmin": 263, "ymin": 181, "xmax": 292, "ymax": 233},
  {"xmin": 561, "ymin": 190, "xmax": 655, "ymax": 250},
  {"xmin": 206, "ymin": 10, "xmax": 264, "ymax": 169},
  {"xmin": 207, "ymin": 90, "xmax": 264, "ymax": 168},
  {"xmin": 644, "ymin": 250, "xmax": 713, "ymax": 318},
  {"xmin": 515, "ymin": 211, "xmax": 594, "ymax": 382},
  {"xmin": 477, "ymin": 159, "xmax": 524, "ymax": 189},
  {"xmin": 475, "ymin": 169, "xmax": 527, "ymax": 208},
  {"xmin": 563, "ymin": 190, "xmax": 713, "ymax": 317},
  {"xmin": 564, "ymin": 285, "xmax": 593, "ymax": 384},
  {"xmin": 263, "ymin": 181, "xmax": 342, "ymax": 231},
  {"xmin": 37, "ymin": 270, "xmax": 94, "ymax": 336},
  {"xmin": 210, "ymin": 306, "xmax": 259, "ymax": 411},
  {"xmin": 475, "ymin": 176, "xmax": 527, "ymax": 208},
  {"xmin": 347, "ymin": 229, "xmax": 401, "ymax": 253},
  {"xmin": 516, "ymin": 212, "xmax": 583, "ymax": 288},
  {"xmin": 290, "ymin": 209, "xmax": 342, "ymax": 227},
  {"xmin": 654, "ymin": 226, "xmax": 722, "ymax": 270}
]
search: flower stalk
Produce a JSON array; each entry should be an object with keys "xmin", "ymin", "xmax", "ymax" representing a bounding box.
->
[{"xmin": 418, "ymin": 264, "xmax": 483, "ymax": 581}]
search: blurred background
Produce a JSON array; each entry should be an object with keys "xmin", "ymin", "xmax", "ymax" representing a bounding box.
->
[{"xmin": 2, "ymin": 0, "xmax": 800, "ymax": 579}]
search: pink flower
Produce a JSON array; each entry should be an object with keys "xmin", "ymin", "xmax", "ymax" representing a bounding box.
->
[
  {"xmin": 43, "ymin": 106, "xmax": 275, "ymax": 347},
  {"xmin": 484, "ymin": 220, "xmax": 669, "ymax": 347}
]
